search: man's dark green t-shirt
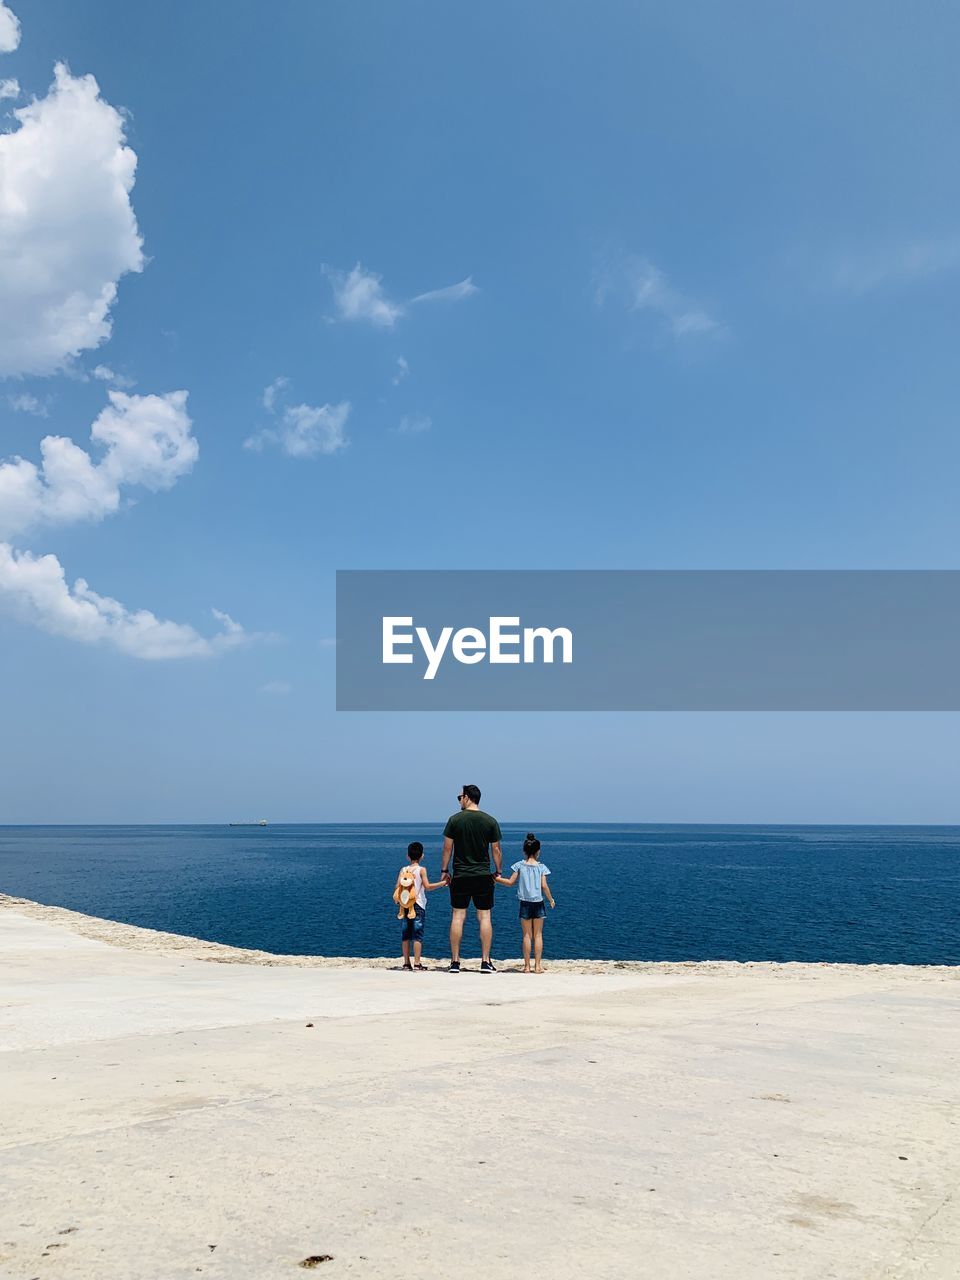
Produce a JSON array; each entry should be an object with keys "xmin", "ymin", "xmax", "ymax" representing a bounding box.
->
[{"xmin": 443, "ymin": 809, "xmax": 502, "ymax": 878}]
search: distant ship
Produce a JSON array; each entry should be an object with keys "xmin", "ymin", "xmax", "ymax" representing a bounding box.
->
[{"xmin": 228, "ymin": 820, "xmax": 268, "ymax": 827}]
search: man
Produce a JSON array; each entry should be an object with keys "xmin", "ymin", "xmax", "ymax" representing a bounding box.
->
[{"xmin": 440, "ymin": 784, "xmax": 503, "ymax": 973}]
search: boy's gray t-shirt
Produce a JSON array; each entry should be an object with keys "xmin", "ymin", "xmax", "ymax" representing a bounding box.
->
[{"xmin": 511, "ymin": 860, "xmax": 551, "ymax": 902}]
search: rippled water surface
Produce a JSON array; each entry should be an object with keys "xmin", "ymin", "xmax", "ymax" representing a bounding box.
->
[{"xmin": 0, "ymin": 824, "xmax": 957, "ymax": 963}]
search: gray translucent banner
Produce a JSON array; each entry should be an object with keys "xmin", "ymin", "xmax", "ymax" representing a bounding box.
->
[{"xmin": 336, "ymin": 570, "xmax": 960, "ymax": 711}]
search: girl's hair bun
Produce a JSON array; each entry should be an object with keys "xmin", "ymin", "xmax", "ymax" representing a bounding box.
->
[
  {"xmin": 525, "ymin": 831, "xmax": 536, "ymax": 841},
  {"xmin": 523, "ymin": 832, "xmax": 541, "ymax": 855}
]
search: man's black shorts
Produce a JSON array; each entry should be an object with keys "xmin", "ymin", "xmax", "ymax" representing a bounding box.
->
[{"xmin": 449, "ymin": 874, "xmax": 495, "ymax": 911}]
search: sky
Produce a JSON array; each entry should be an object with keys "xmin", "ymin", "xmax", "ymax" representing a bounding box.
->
[{"xmin": 1, "ymin": 0, "xmax": 959, "ymax": 823}]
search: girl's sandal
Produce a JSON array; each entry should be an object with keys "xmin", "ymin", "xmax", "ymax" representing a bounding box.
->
[
  {"xmin": 414, "ymin": 963, "xmax": 427, "ymax": 971},
  {"xmin": 402, "ymin": 963, "xmax": 413, "ymax": 971}
]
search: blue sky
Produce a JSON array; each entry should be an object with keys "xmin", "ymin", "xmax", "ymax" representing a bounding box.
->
[{"xmin": 1, "ymin": 0, "xmax": 959, "ymax": 822}]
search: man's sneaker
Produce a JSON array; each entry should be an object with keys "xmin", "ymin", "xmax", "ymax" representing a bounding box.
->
[
  {"xmin": 448, "ymin": 960, "xmax": 461, "ymax": 973},
  {"xmin": 480, "ymin": 960, "xmax": 497, "ymax": 973}
]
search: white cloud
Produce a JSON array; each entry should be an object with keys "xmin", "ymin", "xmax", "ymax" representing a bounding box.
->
[
  {"xmin": 827, "ymin": 235, "xmax": 960, "ymax": 295},
  {"xmin": 261, "ymin": 375, "xmax": 289, "ymax": 412},
  {"xmin": 395, "ymin": 413, "xmax": 431, "ymax": 436},
  {"xmin": 391, "ymin": 356, "xmax": 409, "ymax": 385},
  {"xmin": 0, "ymin": 25, "xmax": 247, "ymax": 663},
  {"xmin": 0, "ymin": 63, "xmax": 144, "ymax": 377},
  {"xmin": 8, "ymin": 391, "xmax": 49, "ymax": 417},
  {"xmin": 248, "ymin": 403, "xmax": 350, "ymax": 458},
  {"xmin": 246, "ymin": 380, "xmax": 349, "ymax": 458},
  {"xmin": 326, "ymin": 263, "xmax": 403, "ymax": 328},
  {"xmin": 278, "ymin": 402, "xmax": 350, "ymax": 456},
  {"xmin": 0, "ymin": 2, "xmax": 20, "ymax": 53},
  {"xmin": 0, "ymin": 390, "xmax": 196, "ymax": 540},
  {"xmin": 596, "ymin": 255, "xmax": 720, "ymax": 339},
  {"xmin": 259, "ymin": 680, "xmax": 292, "ymax": 695},
  {"xmin": 91, "ymin": 364, "xmax": 135, "ymax": 389},
  {"xmin": 326, "ymin": 266, "xmax": 478, "ymax": 327},
  {"xmin": 411, "ymin": 276, "xmax": 479, "ymax": 305},
  {"xmin": 0, "ymin": 543, "xmax": 247, "ymax": 659},
  {"xmin": 0, "ymin": 392, "xmax": 250, "ymax": 660}
]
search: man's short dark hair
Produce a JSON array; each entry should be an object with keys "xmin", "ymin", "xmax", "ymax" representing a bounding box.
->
[
  {"xmin": 407, "ymin": 841, "xmax": 424, "ymax": 860},
  {"xmin": 462, "ymin": 784, "xmax": 481, "ymax": 805}
]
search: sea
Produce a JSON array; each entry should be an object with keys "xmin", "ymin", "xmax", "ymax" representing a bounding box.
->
[{"xmin": 0, "ymin": 824, "xmax": 957, "ymax": 964}]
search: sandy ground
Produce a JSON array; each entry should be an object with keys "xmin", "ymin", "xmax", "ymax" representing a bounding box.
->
[{"xmin": 1, "ymin": 895, "xmax": 958, "ymax": 1280}]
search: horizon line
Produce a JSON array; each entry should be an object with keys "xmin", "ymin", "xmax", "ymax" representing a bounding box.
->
[{"xmin": 2, "ymin": 820, "xmax": 959, "ymax": 830}]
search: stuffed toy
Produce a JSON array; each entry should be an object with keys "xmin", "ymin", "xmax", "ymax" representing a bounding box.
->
[{"xmin": 393, "ymin": 870, "xmax": 418, "ymax": 920}]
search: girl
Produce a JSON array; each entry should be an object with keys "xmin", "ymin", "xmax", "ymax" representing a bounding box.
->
[{"xmin": 495, "ymin": 832, "xmax": 555, "ymax": 973}]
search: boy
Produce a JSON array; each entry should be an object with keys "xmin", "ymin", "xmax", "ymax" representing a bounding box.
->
[{"xmin": 395, "ymin": 842, "xmax": 442, "ymax": 970}]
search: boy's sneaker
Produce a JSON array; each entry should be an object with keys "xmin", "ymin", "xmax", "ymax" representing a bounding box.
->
[
  {"xmin": 448, "ymin": 960, "xmax": 460, "ymax": 973},
  {"xmin": 480, "ymin": 960, "xmax": 497, "ymax": 973}
]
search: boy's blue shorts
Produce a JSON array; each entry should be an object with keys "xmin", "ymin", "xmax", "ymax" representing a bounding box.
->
[{"xmin": 401, "ymin": 904, "xmax": 426, "ymax": 941}]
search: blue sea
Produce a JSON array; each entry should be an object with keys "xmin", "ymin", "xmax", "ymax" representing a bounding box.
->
[{"xmin": 0, "ymin": 824, "xmax": 956, "ymax": 964}]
